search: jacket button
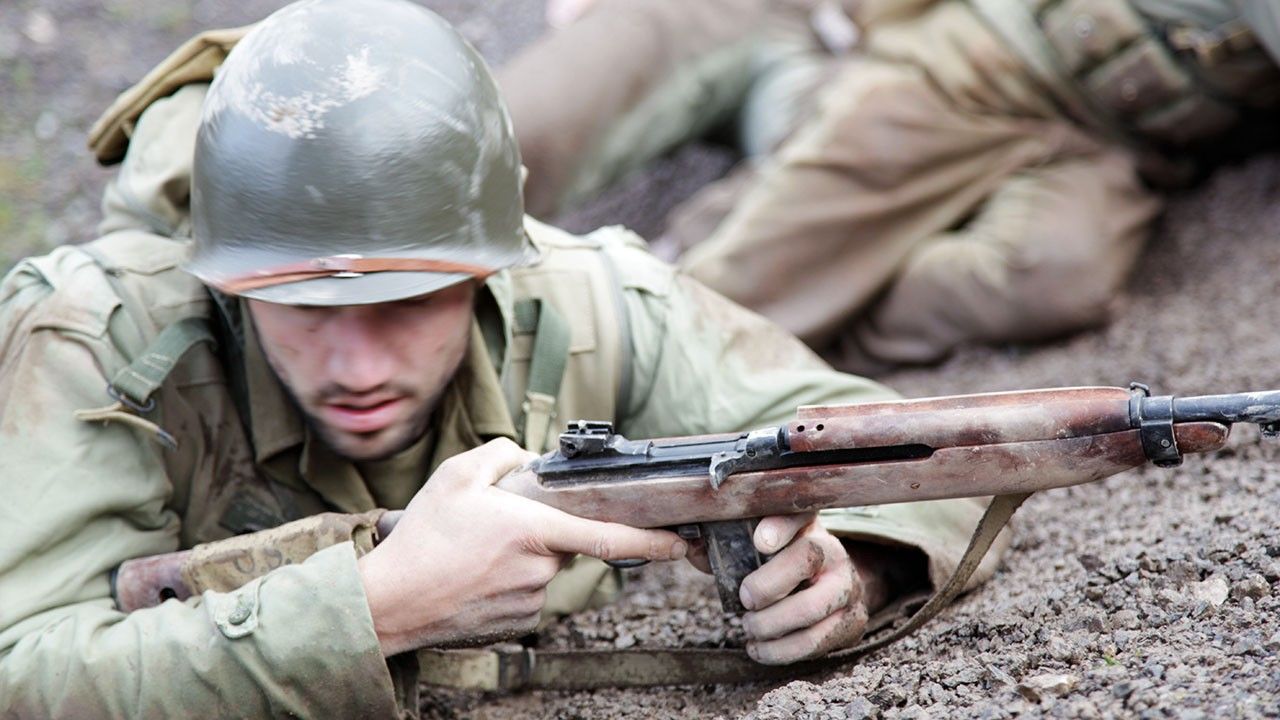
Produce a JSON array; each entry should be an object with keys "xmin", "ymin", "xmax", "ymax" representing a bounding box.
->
[{"xmin": 227, "ymin": 595, "xmax": 254, "ymax": 625}]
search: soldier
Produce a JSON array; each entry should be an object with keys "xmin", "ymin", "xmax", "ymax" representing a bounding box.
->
[
  {"xmin": 501, "ymin": 0, "xmax": 1280, "ymax": 374},
  {"xmin": 0, "ymin": 1, "xmax": 1004, "ymax": 716}
]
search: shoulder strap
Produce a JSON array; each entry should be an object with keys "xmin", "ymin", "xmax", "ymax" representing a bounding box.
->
[
  {"xmin": 76, "ymin": 245, "xmax": 216, "ymax": 415},
  {"xmin": 418, "ymin": 492, "xmax": 1031, "ymax": 690},
  {"xmin": 513, "ymin": 298, "xmax": 572, "ymax": 452}
]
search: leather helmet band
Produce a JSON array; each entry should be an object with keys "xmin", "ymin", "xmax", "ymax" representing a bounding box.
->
[{"xmin": 213, "ymin": 255, "xmax": 496, "ymax": 294}]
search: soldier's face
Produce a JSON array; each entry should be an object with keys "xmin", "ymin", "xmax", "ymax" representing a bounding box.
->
[{"xmin": 248, "ymin": 282, "xmax": 475, "ymax": 461}]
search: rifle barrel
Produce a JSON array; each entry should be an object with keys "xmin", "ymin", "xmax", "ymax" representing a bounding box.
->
[{"xmin": 1172, "ymin": 391, "xmax": 1280, "ymax": 426}]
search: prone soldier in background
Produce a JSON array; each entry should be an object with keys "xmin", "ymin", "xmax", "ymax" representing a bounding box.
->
[
  {"xmin": 501, "ymin": 0, "xmax": 1280, "ymax": 374},
  {"xmin": 0, "ymin": 0, "xmax": 1003, "ymax": 716}
]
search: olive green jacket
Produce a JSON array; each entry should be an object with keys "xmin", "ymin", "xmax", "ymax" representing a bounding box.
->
[{"xmin": 0, "ymin": 220, "xmax": 1002, "ymax": 716}]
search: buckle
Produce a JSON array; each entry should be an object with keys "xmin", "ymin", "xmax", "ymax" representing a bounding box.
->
[{"xmin": 107, "ymin": 383, "xmax": 156, "ymax": 414}]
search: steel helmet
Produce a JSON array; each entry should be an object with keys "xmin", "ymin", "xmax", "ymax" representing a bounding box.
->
[{"xmin": 187, "ymin": 0, "xmax": 536, "ymax": 305}]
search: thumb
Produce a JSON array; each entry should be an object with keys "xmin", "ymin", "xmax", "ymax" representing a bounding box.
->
[
  {"xmin": 536, "ymin": 507, "xmax": 688, "ymax": 562},
  {"xmin": 439, "ymin": 438, "xmax": 537, "ymax": 491}
]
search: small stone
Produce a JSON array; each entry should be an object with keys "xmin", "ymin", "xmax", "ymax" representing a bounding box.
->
[
  {"xmin": 839, "ymin": 697, "xmax": 878, "ymax": 720},
  {"xmin": 1111, "ymin": 609, "xmax": 1141, "ymax": 629},
  {"xmin": 770, "ymin": 696, "xmax": 804, "ymax": 715},
  {"xmin": 1016, "ymin": 673, "xmax": 1079, "ymax": 702},
  {"xmin": 1047, "ymin": 636, "xmax": 1080, "ymax": 663},
  {"xmin": 1077, "ymin": 553, "xmax": 1105, "ymax": 572},
  {"xmin": 1166, "ymin": 559, "xmax": 1202, "ymax": 584},
  {"xmin": 1114, "ymin": 629, "xmax": 1134, "ymax": 651},
  {"xmin": 1102, "ymin": 585, "xmax": 1129, "ymax": 610},
  {"xmin": 613, "ymin": 632, "xmax": 636, "ymax": 649},
  {"xmin": 1189, "ymin": 576, "xmax": 1230, "ymax": 607},
  {"xmin": 1156, "ymin": 588, "xmax": 1186, "ymax": 610},
  {"xmin": 23, "ymin": 9, "xmax": 58, "ymax": 45},
  {"xmin": 1112, "ymin": 681, "xmax": 1135, "ymax": 699},
  {"xmin": 1265, "ymin": 632, "xmax": 1280, "ymax": 652},
  {"xmin": 1117, "ymin": 558, "xmax": 1139, "ymax": 577},
  {"xmin": 34, "ymin": 111, "xmax": 59, "ymax": 141},
  {"xmin": 1230, "ymin": 636, "xmax": 1263, "ymax": 656},
  {"xmin": 1074, "ymin": 610, "xmax": 1108, "ymax": 633},
  {"xmin": 870, "ymin": 684, "xmax": 908, "ymax": 708},
  {"xmin": 941, "ymin": 666, "xmax": 983, "ymax": 688},
  {"xmin": 986, "ymin": 665, "xmax": 1017, "ymax": 687},
  {"xmin": 895, "ymin": 705, "xmax": 931, "ymax": 720},
  {"xmin": 1231, "ymin": 574, "xmax": 1271, "ymax": 600}
]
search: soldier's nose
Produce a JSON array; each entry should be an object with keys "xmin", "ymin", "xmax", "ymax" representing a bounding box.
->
[{"xmin": 324, "ymin": 309, "xmax": 397, "ymax": 392}]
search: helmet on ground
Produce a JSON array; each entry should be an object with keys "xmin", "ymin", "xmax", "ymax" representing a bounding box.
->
[{"xmin": 187, "ymin": 0, "xmax": 536, "ymax": 305}]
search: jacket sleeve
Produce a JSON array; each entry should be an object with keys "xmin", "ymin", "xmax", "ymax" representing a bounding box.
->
[
  {"xmin": 0, "ymin": 261, "xmax": 399, "ymax": 717},
  {"xmin": 610, "ymin": 244, "xmax": 1007, "ymax": 596}
]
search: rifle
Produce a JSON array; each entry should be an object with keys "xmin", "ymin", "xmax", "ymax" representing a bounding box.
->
[{"xmin": 114, "ymin": 383, "xmax": 1280, "ymax": 616}]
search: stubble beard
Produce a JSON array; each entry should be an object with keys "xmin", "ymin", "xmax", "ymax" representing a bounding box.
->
[{"xmin": 278, "ymin": 369, "xmax": 461, "ymax": 463}]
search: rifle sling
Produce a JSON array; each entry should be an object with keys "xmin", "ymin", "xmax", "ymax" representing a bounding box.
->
[{"xmin": 417, "ymin": 492, "xmax": 1032, "ymax": 691}]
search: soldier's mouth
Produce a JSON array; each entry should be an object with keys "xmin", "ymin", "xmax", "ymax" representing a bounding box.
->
[{"xmin": 322, "ymin": 398, "xmax": 406, "ymax": 434}]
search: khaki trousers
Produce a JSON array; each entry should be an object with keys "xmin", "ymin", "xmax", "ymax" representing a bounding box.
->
[{"xmin": 500, "ymin": 0, "xmax": 1160, "ymax": 372}]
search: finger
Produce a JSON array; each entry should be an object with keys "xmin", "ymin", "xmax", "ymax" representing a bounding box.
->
[
  {"xmin": 739, "ymin": 536, "xmax": 825, "ymax": 611},
  {"xmin": 462, "ymin": 438, "xmax": 538, "ymax": 489},
  {"xmin": 747, "ymin": 604, "xmax": 868, "ymax": 665},
  {"xmin": 742, "ymin": 568, "xmax": 854, "ymax": 642},
  {"xmin": 535, "ymin": 508, "xmax": 688, "ymax": 562},
  {"xmin": 754, "ymin": 513, "xmax": 816, "ymax": 554}
]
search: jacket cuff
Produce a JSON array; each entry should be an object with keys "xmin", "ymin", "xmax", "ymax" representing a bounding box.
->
[{"xmin": 199, "ymin": 541, "xmax": 400, "ymax": 717}]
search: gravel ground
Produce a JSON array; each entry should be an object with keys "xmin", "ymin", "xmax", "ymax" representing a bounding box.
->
[{"xmin": 3, "ymin": 1, "xmax": 1278, "ymax": 718}]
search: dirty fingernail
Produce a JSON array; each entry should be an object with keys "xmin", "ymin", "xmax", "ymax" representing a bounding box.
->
[
  {"xmin": 760, "ymin": 527, "xmax": 778, "ymax": 550},
  {"xmin": 740, "ymin": 584, "xmax": 756, "ymax": 611},
  {"xmin": 670, "ymin": 540, "xmax": 688, "ymax": 560}
]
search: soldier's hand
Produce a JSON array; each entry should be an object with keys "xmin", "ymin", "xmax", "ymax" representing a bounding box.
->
[
  {"xmin": 738, "ymin": 513, "xmax": 870, "ymax": 665},
  {"xmin": 357, "ymin": 438, "xmax": 687, "ymax": 656}
]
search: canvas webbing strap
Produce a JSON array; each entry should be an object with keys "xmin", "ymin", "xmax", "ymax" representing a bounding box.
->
[
  {"xmin": 107, "ymin": 317, "xmax": 216, "ymax": 411},
  {"xmin": 78, "ymin": 245, "xmax": 217, "ymax": 412},
  {"xmin": 418, "ymin": 492, "xmax": 1032, "ymax": 690},
  {"xmin": 513, "ymin": 298, "xmax": 571, "ymax": 452}
]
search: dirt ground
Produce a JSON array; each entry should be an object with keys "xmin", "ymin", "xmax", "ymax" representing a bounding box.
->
[{"xmin": 2, "ymin": 1, "xmax": 1278, "ymax": 718}]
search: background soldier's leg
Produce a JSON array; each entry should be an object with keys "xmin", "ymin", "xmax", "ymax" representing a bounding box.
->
[
  {"xmin": 499, "ymin": 0, "xmax": 770, "ymax": 217},
  {"xmin": 679, "ymin": 59, "xmax": 1098, "ymax": 350},
  {"xmin": 833, "ymin": 148, "xmax": 1160, "ymax": 371}
]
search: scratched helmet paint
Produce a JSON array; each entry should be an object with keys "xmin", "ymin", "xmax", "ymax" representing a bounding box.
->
[{"xmin": 187, "ymin": 0, "xmax": 536, "ymax": 306}]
